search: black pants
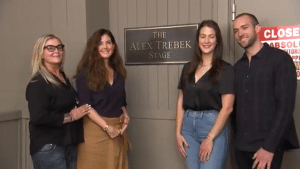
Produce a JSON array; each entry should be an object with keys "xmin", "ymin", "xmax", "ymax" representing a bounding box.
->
[{"xmin": 235, "ymin": 147, "xmax": 284, "ymax": 169}]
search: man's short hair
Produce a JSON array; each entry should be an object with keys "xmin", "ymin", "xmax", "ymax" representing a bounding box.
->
[{"xmin": 235, "ymin": 13, "xmax": 259, "ymax": 26}]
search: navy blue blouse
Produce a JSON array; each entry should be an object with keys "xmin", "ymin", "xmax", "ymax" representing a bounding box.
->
[{"xmin": 76, "ymin": 69, "xmax": 127, "ymax": 117}]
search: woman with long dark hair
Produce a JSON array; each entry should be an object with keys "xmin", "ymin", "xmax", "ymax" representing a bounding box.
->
[
  {"xmin": 26, "ymin": 34, "xmax": 90, "ymax": 169},
  {"xmin": 175, "ymin": 20, "xmax": 235, "ymax": 169},
  {"xmin": 75, "ymin": 29, "xmax": 130, "ymax": 169}
]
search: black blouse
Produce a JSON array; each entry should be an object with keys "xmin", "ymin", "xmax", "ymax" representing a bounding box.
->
[
  {"xmin": 26, "ymin": 73, "xmax": 83, "ymax": 155},
  {"xmin": 76, "ymin": 69, "xmax": 127, "ymax": 117},
  {"xmin": 178, "ymin": 61, "xmax": 234, "ymax": 111}
]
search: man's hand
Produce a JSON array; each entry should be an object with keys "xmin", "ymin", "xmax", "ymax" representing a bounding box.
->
[{"xmin": 252, "ymin": 148, "xmax": 274, "ymax": 169}]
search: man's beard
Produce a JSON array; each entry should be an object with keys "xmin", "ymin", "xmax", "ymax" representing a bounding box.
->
[{"xmin": 238, "ymin": 34, "xmax": 257, "ymax": 49}]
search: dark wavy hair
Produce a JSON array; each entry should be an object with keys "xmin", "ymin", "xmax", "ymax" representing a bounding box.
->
[
  {"xmin": 74, "ymin": 29, "xmax": 126, "ymax": 91},
  {"xmin": 188, "ymin": 20, "xmax": 223, "ymax": 84}
]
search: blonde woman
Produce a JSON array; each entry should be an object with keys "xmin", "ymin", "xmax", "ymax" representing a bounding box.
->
[
  {"xmin": 26, "ymin": 34, "xmax": 91, "ymax": 169},
  {"xmin": 75, "ymin": 29, "xmax": 130, "ymax": 169}
]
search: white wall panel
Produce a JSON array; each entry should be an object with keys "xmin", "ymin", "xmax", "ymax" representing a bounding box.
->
[
  {"xmin": 86, "ymin": 0, "xmax": 110, "ymax": 38},
  {"xmin": 167, "ymin": 0, "xmax": 178, "ymax": 24},
  {"xmin": 168, "ymin": 0, "xmax": 180, "ymax": 111},
  {"xmin": 179, "ymin": 0, "xmax": 189, "ymax": 23},
  {"xmin": 200, "ymin": 0, "xmax": 213, "ymax": 20},
  {"xmin": 136, "ymin": 0, "xmax": 149, "ymax": 109},
  {"xmin": 50, "ymin": 1, "xmax": 68, "ymax": 39},
  {"xmin": 190, "ymin": 0, "xmax": 201, "ymax": 23},
  {"xmin": 128, "ymin": 119, "xmax": 185, "ymax": 169},
  {"xmin": 156, "ymin": 0, "xmax": 169, "ymax": 110},
  {"xmin": 125, "ymin": 0, "xmax": 139, "ymax": 111},
  {"xmin": 0, "ymin": 1, "xmax": 88, "ymax": 168},
  {"xmin": 127, "ymin": 0, "xmax": 137, "ymax": 27},
  {"xmin": 146, "ymin": 0, "xmax": 158, "ymax": 109},
  {"xmin": 157, "ymin": 0, "xmax": 168, "ymax": 26},
  {"xmin": 64, "ymin": 0, "xmax": 87, "ymax": 76},
  {"xmin": 117, "ymin": 0, "xmax": 127, "ymax": 56}
]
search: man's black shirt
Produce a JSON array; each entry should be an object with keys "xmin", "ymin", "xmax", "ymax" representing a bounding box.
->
[{"xmin": 234, "ymin": 43, "xmax": 299, "ymax": 152}]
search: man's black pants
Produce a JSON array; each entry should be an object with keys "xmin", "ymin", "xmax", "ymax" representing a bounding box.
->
[{"xmin": 235, "ymin": 147, "xmax": 284, "ymax": 169}]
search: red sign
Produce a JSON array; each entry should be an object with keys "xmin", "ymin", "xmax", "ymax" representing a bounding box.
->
[
  {"xmin": 259, "ymin": 25, "xmax": 300, "ymax": 41},
  {"xmin": 259, "ymin": 24, "xmax": 300, "ymax": 80}
]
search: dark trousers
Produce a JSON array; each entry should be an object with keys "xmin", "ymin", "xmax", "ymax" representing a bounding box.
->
[{"xmin": 235, "ymin": 147, "xmax": 284, "ymax": 169}]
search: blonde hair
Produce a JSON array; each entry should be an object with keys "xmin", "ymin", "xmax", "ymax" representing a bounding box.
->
[{"xmin": 31, "ymin": 34, "xmax": 65, "ymax": 86}]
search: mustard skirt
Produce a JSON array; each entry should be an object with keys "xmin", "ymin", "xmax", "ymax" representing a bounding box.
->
[{"xmin": 77, "ymin": 116, "xmax": 130, "ymax": 169}]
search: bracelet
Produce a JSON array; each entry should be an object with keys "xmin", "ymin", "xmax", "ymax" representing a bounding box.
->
[
  {"xmin": 206, "ymin": 135, "xmax": 214, "ymax": 142},
  {"xmin": 103, "ymin": 125, "xmax": 109, "ymax": 132}
]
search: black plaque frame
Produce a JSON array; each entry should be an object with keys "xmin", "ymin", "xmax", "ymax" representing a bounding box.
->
[{"xmin": 125, "ymin": 24, "xmax": 198, "ymax": 65}]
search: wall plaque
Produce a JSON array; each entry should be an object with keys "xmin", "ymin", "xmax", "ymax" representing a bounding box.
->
[{"xmin": 125, "ymin": 24, "xmax": 198, "ymax": 65}]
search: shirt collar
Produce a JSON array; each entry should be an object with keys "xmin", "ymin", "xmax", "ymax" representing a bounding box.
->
[{"xmin": 241, "ymin": 43, "xmax": 269, "ymax": 61}]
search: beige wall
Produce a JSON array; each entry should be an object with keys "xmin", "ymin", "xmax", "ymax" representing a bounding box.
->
[
  {"xmin": 0, "ymin": 111, "xmax": 29, "ymax": 169},
  {"xmin": 86, "ymin": 0, "xmax": 109, "ymax": 38},
  {"xmin": 0, "ymin": 0, "xmax": 87, "ymax": 115},
  {"xmin": 0, "ymin": 0, "xmax": 90, "ymax": 168}
]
